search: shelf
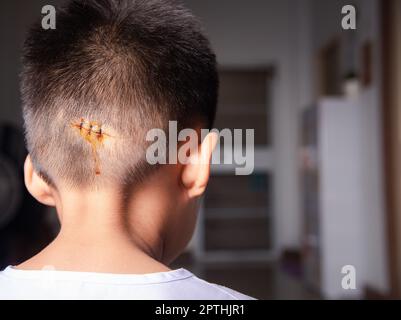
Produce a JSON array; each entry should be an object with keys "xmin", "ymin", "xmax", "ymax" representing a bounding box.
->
[
  {"xmin": 204, "ymin": 208, "xmax": 270, "ymax": 220},
  {"xmin": 204, "ymin": 215, "xmax": 271, "ymax": 251},
  {"xmin": 211, "ymin": 148, "xmax": 273, "ymax": 173}
]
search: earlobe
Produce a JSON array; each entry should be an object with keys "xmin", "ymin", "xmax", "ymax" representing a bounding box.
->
[
  {"xmin": 181, "ymin": 132, "xmax": 218, "ymax": 198},
  {"xmin": 24, "ymin": 155, "xmax": 56, "ymax": 207}
]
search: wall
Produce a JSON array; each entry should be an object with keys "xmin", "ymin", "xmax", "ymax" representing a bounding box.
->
[
  {"xmin": 307, "ymin": 0, "xmax": 389, "ymax": 293},
  {"xmin": 187, "ymin": 0, "xmax": 390, "ymax": 292},
  {"xmin": 184, "ymin": 0, "xmax": 303, "ymax": 252},
  {"xmin": 0, "ymin": 0, "xmax": 65, "ymax": 126}
]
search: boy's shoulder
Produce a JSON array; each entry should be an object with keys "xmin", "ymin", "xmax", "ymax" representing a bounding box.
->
[
  {"xmin": 0, "ymin": 267, "xmax": 255, "ymax": 300},
  {"xmin": 184, "ymin": 274, "xmax": 256, "ymax": 300}
]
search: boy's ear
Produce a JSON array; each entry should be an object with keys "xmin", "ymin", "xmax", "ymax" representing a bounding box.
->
[
  {"xmin": 181, "ymin": 132, "xmax": 218, "ymax": 198},
  {"xmin": 24, "ymin": 155, "xmax": 56, "ymax": 207}
]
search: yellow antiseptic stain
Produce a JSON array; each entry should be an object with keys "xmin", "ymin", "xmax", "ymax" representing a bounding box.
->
[{"xmin": 71, "ymin": 118, "xmax": 110, "ymax": 176}]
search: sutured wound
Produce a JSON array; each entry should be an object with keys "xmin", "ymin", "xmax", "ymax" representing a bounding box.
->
[{"xmin": 71, "ymin": 118, "xmax": 110, "ymax": 176}]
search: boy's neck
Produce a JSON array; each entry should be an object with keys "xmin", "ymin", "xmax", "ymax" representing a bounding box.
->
[{"xmin": 17, "ymin": 189, "xmax": 171, "ymax": 274}]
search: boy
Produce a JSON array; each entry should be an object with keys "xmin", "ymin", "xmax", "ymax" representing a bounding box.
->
[{"xmin": 0, "ymin": 0, "xmax": 254, "ymax": 300}]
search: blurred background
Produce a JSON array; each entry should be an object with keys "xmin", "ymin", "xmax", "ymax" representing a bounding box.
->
[{"xmin": 0, "ymin": 0, "xmax": 400, "ymax": 300}]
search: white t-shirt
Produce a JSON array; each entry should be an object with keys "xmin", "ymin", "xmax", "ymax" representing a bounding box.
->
[{"xmin": 0, "ymin": 266, "xmax": 254, "ymax": 300}]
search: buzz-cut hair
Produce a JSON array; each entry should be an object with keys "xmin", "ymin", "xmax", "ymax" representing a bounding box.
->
[{"xmin": 21, "ymin": 0, "xmax": 218, "ymax": 190}]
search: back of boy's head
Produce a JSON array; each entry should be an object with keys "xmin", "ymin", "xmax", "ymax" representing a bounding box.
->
[{"xmin": 21, "ymin": 0, "xmax": 218, "ymax": 189}]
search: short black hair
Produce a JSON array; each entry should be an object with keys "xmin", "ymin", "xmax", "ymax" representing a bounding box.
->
[{"xmin": 21, "ymin": 0, "xmax": 218, "ymax": 189}]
